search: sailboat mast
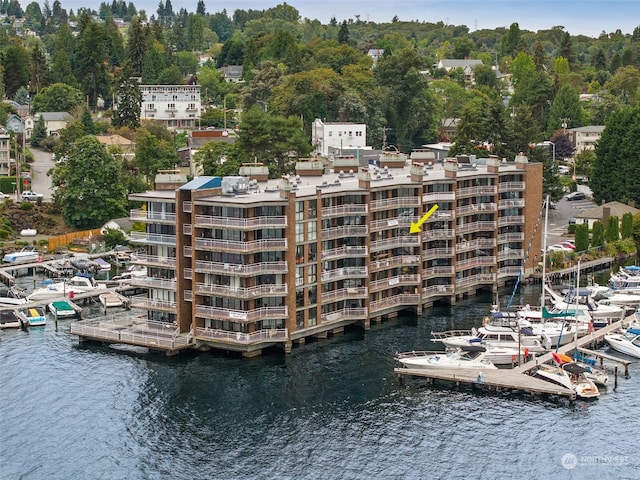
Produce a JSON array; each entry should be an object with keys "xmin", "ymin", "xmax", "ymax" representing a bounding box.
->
[{"xmin": 541, "ymin": 195, "xmax": 550, "ymax": 308}]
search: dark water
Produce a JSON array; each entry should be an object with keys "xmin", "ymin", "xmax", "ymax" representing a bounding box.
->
[{"xmin": 1, "ymin": 275, "xmax": 639, "ymax": 480}]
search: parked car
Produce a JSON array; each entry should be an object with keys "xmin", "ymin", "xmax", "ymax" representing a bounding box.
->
[
  {"xmin": 0, "ymin": 192, "xmax": 10, "ymax": 200},
  {"xmin": 548, "ymin": 244, "xmax": 574, "ymax": 253},
  {"xmin": 21, "ymin": 191, "xmax": 44, "ymax": 202},
  {"xmin": 566, "ymin": 191, "xmax": 586, "ymax": 201}
]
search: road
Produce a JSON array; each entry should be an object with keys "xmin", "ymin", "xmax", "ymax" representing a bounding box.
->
[
  {"xmin": 25, "ymin": 147, "xmax": 56, "ymax": 202},
  {"xmin": 545, "ymin": 194, "xmax": 596, "ymax": 246}
]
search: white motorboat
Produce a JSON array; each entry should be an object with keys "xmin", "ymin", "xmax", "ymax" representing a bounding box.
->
[
  {"xmin": 48, "ymin": 300, "xmax": 79, "ymax": 319},
  {"xmin": 0, "ymin": 285, "xmax": 29, "ymax": 306},
  {"xmin": 544, "ymin": 284, "xmax": 624, "ymax": 321},
  {"xmin": 608, "ymin": 266, "xmax": 640, "ymax": 294},
  {"xmin": 431, "ymin": 322, "xmax": 546, "ymax": 353},
  {"xmin": 2, "ymin": 247, "xmax": 39, "ymax": 264},
  {"xmin": 28, "ymin": 273, "xmax": 106, "ymax": 301},
  {"xmin": 0, "ymin": 310, "xmax": 21, "ymax": 329},
  {"xmin": 99, "ymin": 293, "xmax": 124, "ymax": 308},
  {"xmin": 553, "ymin": 352, "xmax": 609, "ymax": 387},
  {"xmin": 395, "ymin": 346, "xmax": 498, "ymax": 370},
  {"xmin": 21, "ymin": 306, "xmax": 47, "ymax": 327},
  {"xmin": 531, "ymin": 362, "xmax": 600, "ymax": 399},
  {"xmin": 589, "ymin": 288, "xmax": 640, "ymax": 307},
  {"xmin": 604, "ymin": 328, "xmax": 640, "ymax": 358}
]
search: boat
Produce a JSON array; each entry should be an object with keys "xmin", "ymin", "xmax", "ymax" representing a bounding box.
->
[
  {"xmin": 48, "ymin": 300, "xmax": 79, "ymax": 319},
  {"xmin": 94, "ymin": 258, "xmax": 112, "ymax": 272},
  {"xmin": 111, "ymin": 265, "xmax": 146, "ymax": 283},
  {"xmin": 99, "ymin": 292, "xmax": 124, "ymax": 308},
  {"xmin": 608, "ymin": 266, "xmax": 640, "ymax": 294},
  {"xmin": 2, "ymin": 247, "xmax": 39, "ymax": 264},
  {"xmin": 21, "ymin": 306, "xmax": 47, "ymax": 327},
  {"xmin": 0, "ymin": 285, "xmax": 29, "ymax": 306},
  {"xmin": 531, "ymin": 362, "xmax": 600, "ymax": 399},
  {"xmin": 27, "ymin": 273, "xmax": 107, "ymax": 301},
  {"xmin": 395, "ymin": 345, "xmax": 498, "ymax": 370},
  {"xmin": 544, "ymin": 284, "xmax": 625, "ymax": 322},
  {"xmin": 554, "ymin": 352, "xmax": 609, "ymax": 387},
  {"xmin": 431, "ymin": 321, "xmax": 546, "ymax": 353},
  {"xmin": 0, "ymin": 310, "xmax": 21, "ymax": 328},
  {"xmin": 69, "ymin": 254, "xmax": 100, "ymax": 272},
  {"xmin": 604, "ymin": 328, "xmax": 640, "ymax": 358}
]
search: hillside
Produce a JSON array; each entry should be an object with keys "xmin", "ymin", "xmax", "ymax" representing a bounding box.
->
[{"xmin": 0, "ymin": 200, "xmax": 75, "ymax": 240}]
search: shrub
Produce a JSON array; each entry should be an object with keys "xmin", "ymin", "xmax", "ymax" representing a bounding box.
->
[{"xmin": 19, "ymin": 201, "xmax": 33, "ymax": 211}]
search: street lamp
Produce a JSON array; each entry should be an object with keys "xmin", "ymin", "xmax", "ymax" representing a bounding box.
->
[{"xmin": 544, "ymin": 141, "xmax": 555, "ymax": 173}]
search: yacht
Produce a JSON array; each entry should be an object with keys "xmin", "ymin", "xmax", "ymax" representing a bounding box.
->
[
  {"xmin": 2, "ymin": 247, "xmax": 39, "ymax": 264},
  {"xmin": 431, "ymin": 322, "xmax": 546, "ymax": 353},
  {"xmin": 531, "ymin": 362, "xmax": 600, "ymax": 399},
  {"xmin": 395, "ymin": 346, "xmax": 498, "ymax": 370},
  {"xmin": 0, "ymin": 286, "xmax": 29, "ymax": 306},
  {"xmin": 604, "ymin": 328, "xmax": 640, "ymax": 358},
  {"xmin": 27, "ymin": 273, "xmax": 106, "ymax": 301}
]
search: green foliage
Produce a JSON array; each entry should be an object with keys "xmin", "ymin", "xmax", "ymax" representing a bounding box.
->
[
  {"xmin": 19, "ymin": 201, "xmax": 33, "ymax": 211},
  {"xmin": 112, "ymin": 62, "xmax": 142, "ymax": 129},
  {"xmin": 574, "ymin": 223, "xmax": 589, "ymax": 253},
  {"xmin": 30, "ymin": 115, "xmax": 47, "ymax": 147},
  {"xmin": 546, "ymin": 84, "xmax": 583, "ymax": 137},
  {"xmin": 193, "ymin": 142, "xmax": 240, "ymax": 176},
  {"xmin": 591, "ymin": 221, "xmax": 605, "ymax": 248},
  {"xmin": 31, "ymin": 83, "xmax": 84, "ymax": 113},
  {"xmin": 606, "ymin": 215, "xmax": 620, "ymax": 242},
  {"xmin": 51, "ymin": 136, "xmax": 128, "ymax": 229},
  {"xmin": 101, "ymin": 227, "xmax": 129, "ymax": 250},
  {"xmin": 621, "ymin": 212, "xmax": 634, "ymax": 239},
  {"xmin": 134, "ymin": 128, "xmax": 178, "ymax": 180}
]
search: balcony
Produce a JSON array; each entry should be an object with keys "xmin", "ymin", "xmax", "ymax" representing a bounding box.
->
[
  {"xmin": 456, "ymin": 238, "xmax": 496, "ymax": 253},
  {"xmin": 129, "ymin": 232, "xmax": 176, "ymax": 246},
  {"xmin": 498, "ymin": 215, "xmax": 525, "ymax": 226},
  {"xmin": 422, "ymin": 228, "xmax": 455, "ymax": 240},
  {"xmin": 131, "ymin": 254, "xmax": 176, "ymax": 268},
  {"xmin": 370, "ymin": 274, "xmax": 420, "ymax": 292},
  {"xmin": 194, "ymin": 327, "xmax": 288, "ymax": 344},
  {"xmin": 422, "ymin": 248, "xmax": 454, "ymax": 260},
  {"xmin": 130, "ymin": 209, "xmax": 176, "ymax": 223},
  {"xmin": 370, "ymin": 196, "xmax": 421, "ymax": 211},
  {"xmin": 321, "ymin": 204, "xmax": 368, "ymax": 217},
  {"xmin": 370, "ymin": 255, "xmax": 420, "ymax": 270},
  {"xmin": 457, "ymin": 256, "xmax": 497, "ymax": 268},
  {"xmin": 193, "ymin": 215, "xmax": 287, "ymax": 229},
  {"xmin": 321, "ymin": 266, "xmax": 368, "ymax": 282},
  {"xmin": 423, "ymin": 284, "xmax": 454, "ymax": 297},
  {"xmin": 423, "ymin": 191, "xmax": 455, "ymax": 202},
  {"xmin": 320, "ymin": 307, "xmax": 368, "ymax": 323},
  {"xmin": 370, "ymin": 293, "xmax": 420, "ymax": 312},
  {"xmin": 194, "ymin": 237, "xmax": 287, "ymax": 253},
  {"xmin": 370, "ymin": 235, "xmax": 420, "ymax": 252},
  {"xmin": 194, "ymin": 283, "xmax": 287, "ymax": 298},
  {"xmin": 498, "ymin": 232, "xmax": 524, "ymax": 242},
  {"xmin": 498, "ymin": 249, "xmax": 524, "ymax": 260},
  {"xmin": 321, "ymin": 287, "xmax": 368, "ymax": 302},
  {"xmin": 195, "ymin": 305, "xmax": 287, "ymax": 323},
  {"xmin": 456, "ymin": 185, "xmax": 497, "ymax": 197},
  {"xmin": 321, "ymin": 245, "xmax": 368, "ymax": 261},
  {"xmin": 456, "ymin": 221, "xmax": 497, "ymax": 235},
  {"xmin": 498, "ymin": 181, "xmax": 525, "ymax": 192},
  {"xmin": 194, "ymin": 260, "xmax": 287, "ymax": 275},
  {"xmin": 498, "ymin": 199, "xmax": 525, "ymax": 209},
  {"xmin": 456, "ymin": 203, "xmax": 496, "ymax": 216},
  {"xmin": 129, "ymin": 296, "xmax": 177, "ymax": 312},
  {"xmin": 322, "ymin": 225, "xmax": 368, "ymax": 240},
  {"xmin": 423, "ymin": 266, "xmax": 455, "ymax": 278},
  {"xmin": 498, "ymin": 266, "xmax": 523, "ymax": 278},
  {"xmin": 130, "ymin": 277, "xmax": 176, "ymax": 290},
  {"xmin": 456, "ymin": 273, "xmax": 496, "ymax": 287}
]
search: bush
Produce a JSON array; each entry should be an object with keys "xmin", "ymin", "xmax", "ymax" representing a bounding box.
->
[{"xmin": 19, "ymin": 202, "xmax": 33, "ymax": 211}]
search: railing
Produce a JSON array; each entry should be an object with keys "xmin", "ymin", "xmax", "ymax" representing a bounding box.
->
[
  {"xmin": 498, "ymin": 249, "xmax": 524, "ymax": 259},
  {"xmin": 130, "ymin": 209, "xmax": 177, "ymax": 223},
  {"xmin": 193, "ymin": 215, "xmax": 287, "ymax": 228},
  {"xmin": 456, "ymin": 238, "xmax": 496, "ymax": 253},
  {"xmin": 183, "ymin": 224, "xmax": 192, "ymax": 235},
  {"xmin": 194, "ymin": 238, "xmax": 287, "ymax": 252},
  {"xmin": 422, "ymin": 228, "xmax": 455, "ymax": 240},
  {"xmin": 194, "ymin": 260, "xmax": 287, "ymax": 275},
  {"xmin": 499, "ymin": 181, "xmax": 525, "ymax": 192},
  {"xmin": 194, "ymin": 327, "xmax": 288, "ymax": 344},
  {"xmin": 129, "ymin": 232, "xmax": 176, "ymax": 245},
  {"xmin": 321, "ymin": 245, "xmax": 368, "ymax": 260},
  {"xmin": 498, "ymin": 199, "xmax": 525, "ymax": 209},
  {"xmin": 321, "ymin": 266, "xmax": 368, "ymax": 282},
  {"xmin": 423, "ymin": 191, "xmax": 455, "ymax": 202},
  {"xmin": 130, "ymin": 277, "xmax": 176, "ymax": 289},
  {"xmin": 129, "ymin": 296, "xmax": 177, "ymax": 311},
  {"xmin": 456, "ymin": 203, "xmax": 496, "ymax": 215},
  {"xmin": 195, "ymin": 305, "xmax": 287, "ymax": 322},
  {"xmin": 422, "ymin": 248, "xmax": 454, "ymax": 260},
  {"xmin": 70, "ymin": 317, "xmax": 192, "ymax": 350},
  {"xmin": 194, "ymin": 283, "xmax": 287, "ymax": 298},
  {"xmin": 183, "ymin": 201, "xmax": 192, "ymax": 213},
  {"xmin": 321, "ymin": 204, "xmax": 368, "ymax": 217},
  {"xmin": 321, "ymin": 287, "xmax": 368, "ymax": 302},
  {"xmin": 370, "ymin": 197, "xmax": 421, "ymax": 210},
  {"xmin": 498, "ymin": 232, "xmax": 524, "ymax": 242},
  {"xmin": 370, "ymin": 275, "xmax": 420, "ymax": 291},
  {"xmin": 423, "ymin": 284, "xmax": 454, "ymax": 297},
  {"xmin": 456, "ymin": 221, "xmax": 497, "ymax": 234},
  {"xmin": 498, "ymin": 266, "xmax": 523, "ymax": 278},
  {"xmin": 370, "ymin": 236, "xmax": 420, "ymax": 252},
  {"xmin": 456, "ymin": 185, "xmax": 497, "ymax": 197},
  {"xmin": 456, "ymin": 273, "xmax": 496, "ymax": 287},
  {"xmin": 370, "ymin": 294, "xmax": 420, "ymax": 311},
  {"xmin": 131, "ymin": 254, "xmax": 176, "ymax": 268},
  {"xmin": 320, "ymin": 307, "xmax": 368, "ymax": 323},
  {"xmin": 423, "ymin": 266, "xmax": 455, "ymax": 276},
  {"xmin": 457, "ymin": 256, "xmax": 497, "ymax": 268},
  {"xmin": 322, "ymin": 225, "xmax": 368, "ymax": 239},
  {"xmin": 498, "ymin": 215, "xmax": 525, "ymax": 226},
  {"xmin": 371, "ymin": 255, "xmax": 420, "ymax": 270}
]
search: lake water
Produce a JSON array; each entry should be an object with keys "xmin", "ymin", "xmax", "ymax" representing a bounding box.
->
[{"xmin": 1, "ymin": 273, "xmax": 639, "ymax": 479}]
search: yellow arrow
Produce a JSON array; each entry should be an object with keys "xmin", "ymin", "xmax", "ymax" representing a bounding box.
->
[{"xmin": 410, "ymin": 204, "xmax": 439, "ymax": 234}]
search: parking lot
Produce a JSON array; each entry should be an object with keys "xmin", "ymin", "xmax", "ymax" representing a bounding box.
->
[{"xmin": 545, "ymin": 193, "xmax": 596, "ymax": 247}]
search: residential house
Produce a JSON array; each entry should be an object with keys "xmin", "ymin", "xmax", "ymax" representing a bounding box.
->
[
  {"xmin": 218, "ymin": 65, "xmax": 244, "ymax": 83},
  {"xmin": 367, "ymin": 49, "xmax": 384, "ymax": 66},
  {"xmin": 35, "ymin": 112, "xmax": 74, "ymax": 136},
  {"xmin": 140, "ymin": 84, "xmax": 201, "ymax": 130},
  {"xmin": 95, "ymin": 134, "xmax": 136, "ymax": 159},
  {"xmin": 440, "ymin": 118, "xmax": 460, "ymax": 141},
  {"xmin": 185, "ymin": 129, "xmax": 237, "ymax": 176},
  {"xmin": 0, "ymin": 129, "xmax": 10, "ymax": 177},
  {"xmin": 567, "ymin": 126, "xmax": 605, "ymax": 152},
  {"xmin": 435, "ymin": 59, "xmax": 484, "ymax": 83},
  {"xmin": 573, "ymin": 201, "xmax": 639, "ymax": 230},
  {"xmin": 311, "ymin": 119, "xmax": 367, "ymax": 157}
]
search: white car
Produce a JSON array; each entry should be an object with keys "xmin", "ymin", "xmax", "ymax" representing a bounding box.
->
[
  {"xmin": 0, "ymin": 192, "xmax": 9, "ymax": 199},
  {"xmin": 547, "ymin": 244, "xmax": 573, "ymax": 253},
  {"xmin": 21, "ymin": 191, "xmax": 44, "ymax": 201}
]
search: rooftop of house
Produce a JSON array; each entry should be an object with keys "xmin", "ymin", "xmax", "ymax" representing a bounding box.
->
[{"xmin": 577, "ymin": 201, "xmax": 639, "ymax": 220}]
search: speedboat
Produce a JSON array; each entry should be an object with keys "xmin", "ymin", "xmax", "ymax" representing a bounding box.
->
[
  {"xmin": 21, "ymin": 306, "xmax": 47, "ymax": 327},
  {"xmin": 545, "ymin": 285, "xmax": 625, "ymax": 321},
  {"xmin": 604, "ymin": 328, "xmax": 640, "ymax": 358},
  {"xmin": 28, "ymin": 273, "xmax": 106, "ymax": 301},
  {"xmin": 531, "ymin": 362, "xmax": 600, "ymax": 399},
  {"xmin": 2, "ymin": 247, "xmax": 39, "ymax": 264},
  {"xmin": 0, "ymin": 310, "xmax": 21, "ymax": 329},
  {"xmin": 0, "ymin": 285, "xmax": 29, "ymax": 306},
  {"xmin": 48, "ymin": 300, "xmax": 78, "ymax": 319},
  {"xmin": 608, "ymin": 266, "xmax": 640, "ymax": 294},
  {"xmin": 431, "ymin": 322, "xmax": 546, "ymax": 353},
  {"xmin": 99, "ymin": 292, "xmax": 124, "ymax": 308},
  {"xmin": 111, "ymin": 265, "xmax": 146, "ymax": 283},
  {"xmin": 553, "ymin": 352, "xmax": 608, "ymax": 387},
  {"xmin": 395, "ymin": 346, "xmax": 498, "ymax": 370}
]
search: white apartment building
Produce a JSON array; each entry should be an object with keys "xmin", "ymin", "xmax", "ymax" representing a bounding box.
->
[
  {"xmin": 140, "ymin": 85, "xmax": 201, "ymax": 130},
  {"xmin": 312, "ymin": 119, "xmax": 367, "ymax": 157},
  {"xmin": 568, "ymin": 126, "xmax": 605, "ymax": 152}
]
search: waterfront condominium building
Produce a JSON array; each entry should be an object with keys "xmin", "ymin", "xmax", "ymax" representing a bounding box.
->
[{"xmin": 126, "ymin": 152, "xmax": 543, "ymax": 357}]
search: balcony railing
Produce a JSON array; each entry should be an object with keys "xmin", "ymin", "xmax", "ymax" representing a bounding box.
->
[
  {"xmin": 498, "ymin": 232, "xmax": 524, "ymax": 242},
  {"xmin": 499, "ymin": 181, "xmax": 525, "ymax": 192},
  {"xmin": 195, "ymin": 305, "xmax": 287, "ymax": 322},
  {"xmin": 322, "ymin": 225, "xmax": 368, "ymax": 240},
  {"xmin": 423, "ymin": 191, "xmax": 455, "ymax": 202},
  {"xmin": 423, "ymin": 284, "xmax": 454, "ymax": 297},
  {"xmin": 370, "ymin": 236, "xmax": 420, "ymax": 252},
  {"xmin": 130, "ymin": 277, "xmax": 176, "ymax": 290},
  {"xmin": 194, "ymin": 283, "xmax": 287, "ymax": 298},
  {"xmin": 422, "ymin": 228, "xmax": 455, "ymax": 240},
  {"xmin": 194, "ymin": 260, "xmax": 287, "ymax": 275},
  {"xmin": 498, "ymin": 266, "xmax": 523, "ymax": 278},
  {"xmin": 498, "ymin": 215, "xmax": 525, "ymax": 226},
  {"xmin": 456, "ymin": 221, "xmax": 497, "ymax": 235},
  {"xmin": 129, "ymin": 232, "xmax": 176, "ymax": 245},
  {"xmin": 320, "ymin": 307, "xmax": 368, "ymax": 323},
  {"xmin": 370, "ymin": 293, "xmax": 420, "ymax": 311},
  {"xmin": 129, "ymin": 296, "xmax": 177, "ymax": 311},
  {"xmin": 456, "ymin": 185, "xmax": 497, "ymax": 197},
  {"xmin": 423, "ymin": 266, "xmax": 455, "ymax": 278},
  {"xmin": 370, "ymin": 274, "xmax": 420, "ymax": 291},
  {"xmin": 321, "ymin": 245, "xmax": 368, "ymax": 260},
  {"xmin": 370, "ymin": 196, "xmax": 421, "ymax": 210},
  {"xmin": 194, "ymin": 238, "xmax": 287, "ymax": 252},
  {"xmin": 457, "ymin": 256, "xmax": 497, "ymax": 268},
  {"xmin": 371, "ymin": 255, "xmax": 420, "ymax": 270},
  {"xmin": 193, "ymin": 215, "xmax": 287, "ymax": 229},
  {"xmin": 456, "ymin": 273, "xmax": 496, "ymax": 287},
  {"xmin": 130, "ymin": 209, "xmax": 177, "ymax": 223},
  {"xmin": 194, "ymin": 327, "xmax": 288, "ymax": 344},
  {"xmin": 321, "ymin": 266, "xmax": 368, "ymax": 282},
  {"xmin": 131, "ymin": 254, "xmax": 176, "ymax": 268},
  {"xmin": 321, "ymin": 287, "xmax": 368, "ymax": 302},
  {"xmin": 422, "ymin": 248, "xmax": 454, "ymax": 260},
  {"xmin": 498, "ymin": 249, "xmax": 524, "ymax": 260},
  {"xmin": 456, "ymin": 238, "xmax": 496, "ymax": 253},
  {"xmin": 456, "ymin": 203, "xmax": 497, "ymax": 216},
  {"xmin": 321, "ymin": 204, "xmax": 368, "ymax": 217},
  {"xmin": 498, "ymin": 199, "xmax": 525, "ymax": 209}
]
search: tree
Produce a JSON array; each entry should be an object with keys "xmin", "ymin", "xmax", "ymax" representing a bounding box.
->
[
  {"xmin": 29, "ymin": 43, "xmax": 49, "ymax": 96},
  {"xmin": 134, "ymin": 127, "xmax": 178, "ymax": 180},
  {"xmin": 74, "ymin": 13, "xmax": 109, "ymax": 108},
  {"xmin": 51, "ymin": 136, "xmax": 128, "ymax": 229},
  {"xmin": 2, "ymin": 40, "xmax": 30, "ymax": 98},
  {"xmin": 193, "ymin": 141, "xmax": 240, "ymax": 176},
  {"xmin": 81, "ymin": 107, "xmax": 94, "ymax": 135},
  {"xmin": 31, "ymin": 83, "xmax": 84, "ymax": 112},
  {"xmin": 622, "ymin": 212, "xmax": 634, "ymax": 240},
  {"xmin": 606, "ymin": 215, "xmax": 620, "ymax": 242},
  {"xmin": 575, "ymin": 223, "xmax": 589, "ymax": 253},
  {"xmin": 591, "ymin": 221, "xmax": 604, "ymax": 249},
  {"xmin": 546, "ymin": 84, "xmax": 583, "ymax": 136},
  {"xmin": 127, "ymin": 16, "xmax": 148, "ymax": 75},
  {"xmin": 549, "ymin": 132, "xmax": 575, "ymax": 161},
  {"xmin": 112, "ymin": 62, "xmax": 142, "ymax": 129},
  {"xmin": 30, "ymin": 115, "xmax": 47, "ymax": 147},
  {"xmin": 338, "ymin": 21, "xmax": 350, "ymax": 45}
]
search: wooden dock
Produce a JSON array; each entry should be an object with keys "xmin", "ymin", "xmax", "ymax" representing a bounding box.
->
[{"xmin": 396, "ymin": 315, "xmax": 635, "ymax": 401}]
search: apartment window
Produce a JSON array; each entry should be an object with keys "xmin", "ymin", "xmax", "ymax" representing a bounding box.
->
[
  {"xmin": 188, "ymin": 103, "xmax": 195, "ymax": 110},
  {"xmin": 307, "ymin": 222, "xmax": 316, "ymax": 241},
  {"xmin": 168, "ymin": 103, "xmax": 176, "ymax": 110},
  {"xmin": 307, "ymin": 264, "xmax": 317, "ymax": 283},
  {"xmin": 296, "ymin": 223, "xmax": 304, "ymax": 243},
  {"xmin": 147, "ymin": 103, "xmax": 154, "ymax": 110},
  {"xmin": 296, "ymin": 201, "xmax": 304, "ymax": 222}
]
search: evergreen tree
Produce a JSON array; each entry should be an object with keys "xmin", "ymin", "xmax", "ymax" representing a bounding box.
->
[
  {"xmin": 546, "ymin": 83, "xmax": 583, "ymax": 137},
  {"xmin": 127, "ymin": 17, "xmax": 148, "ymax": 75},
  {"xmin": 112, "ymin": 62, "xmax": 142, "ymax": 129},
  {"xmin": 575, "ymin": 223, "xmax": 590, "ymax": 253},
  {"xmin": 2, "ymin": 40, "xmax": 30, "ymax": 98},
  {"xmin": 338, "ymin": 21, "xmax": 350, "ymax": 45},
  {"xmin": 558, "ymin": 32, "xmax": 575, "ymax": 71},
  {"xmin": 533, "ymin": 41, "xmax": 546, "ymax": 71},
  {"xmin": 81, "ymin": 107, "xmax": 94, "ymax": 134},
  {"xmin": 74, "ymin": 13, "xmax": 109, "ymax": 108},
  {"xmin": 196, "ymin": 0, "xmax": 205, "ymax": 16},
  {"xmin": 622, "ymin": 212, "xmax": 634, "ymax": 239},
  {"xmin": 606, "ymin": 216, "xmax": 620, "ymax": 242},
  {"xmin": 591, "ymin": 221, "xmax": 604, "ymax": 249},
  {"xmin": 29, "ymin": 43, "xmax": 49, "ymax": 96},
  {"xmin": 30, "ymin": 115, "xmax": 47, "ymax": 147}
]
